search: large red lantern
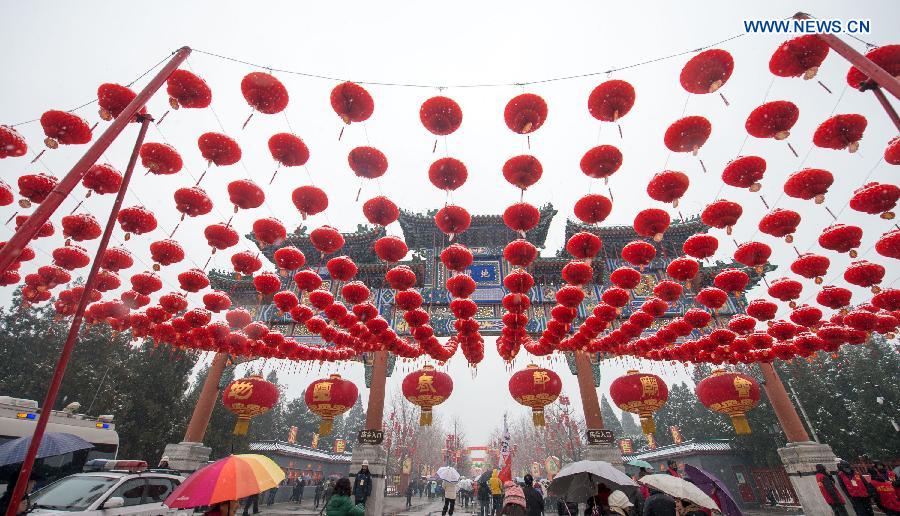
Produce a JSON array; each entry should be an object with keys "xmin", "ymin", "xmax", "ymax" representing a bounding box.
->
[
  {"xmin": 222, "ymin": 374, "xmax": 279, "ymax": 435},
  {"xmin": 304, "ymin": 374, "xmax": 359, "ymax": 435},
  {"xmin": 695, "ymin": 369, "xmax": 760, "ymax": 435},
  {"xmin": 609, "ymin": 370, "xmax": 668, "ymax": 434},
  {"xmin": 509, "ymin": 364, "xmax": 562, "ymax": 426},
  {"xmin": 402, "ymin": 365, "xmax": 453, "ymax": 425}
]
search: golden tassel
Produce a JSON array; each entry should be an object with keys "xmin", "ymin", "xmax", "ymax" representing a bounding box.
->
[
  {"xmin": 532, "ymin": 409, "xmax": 545, "ymax": 427},
  {"xmin": 420, "ymin": 409, "xmax": 432, "ymax": 426},
  {"xmin": 640, "ymin": 416, "xmax": 656, "ymax": 435},
  {"xmin": 233, "ymin": 417, "xmax": 250, "ymax": 436},
  {"xmin": 319, "ymin": 417, "xmax": 334, "ymax": 436},
  {"xmin": 730, "ymin": 414, "xmax": 751, "ymax": 435}
]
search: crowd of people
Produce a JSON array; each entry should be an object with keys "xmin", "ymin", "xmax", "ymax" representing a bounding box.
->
[{"xmin": 815, "ymin": 459, "xmax": 900, "ymax": 516}]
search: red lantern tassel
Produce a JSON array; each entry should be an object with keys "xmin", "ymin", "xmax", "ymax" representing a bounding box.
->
[
  {"xmin": 233, "ymin": 416, "xmax": 251, "ymax": 436},
  {"xmin": 319, "ymin": 417, "xmax": 334, "ymax": 436},
  {"xmin": 532, "ymin": 409, "xmax": 545, "ymax": 427},
  {"xmin": 640, "ymin": 415, "xmax": 656, "ymax": 435},
  {"xmin": 730, "ymin": 413, "xmax": 751, "ymax": 435},
  {"xmin": 420, "ymin": 409, "xmax": 432, "ymax": 426}
]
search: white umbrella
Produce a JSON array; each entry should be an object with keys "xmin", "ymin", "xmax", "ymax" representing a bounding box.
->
[
  {"xmin": 548, "ymin": 461, "xmax": 637, "ymax": 501},
  {"xmin": 436, "ymin": 466, "xmax": 461, "ymax": 483},
  {"xmin": 457, "ymin": 478, "xmax": 473, "ymax": 491},
  {"xmin": 639, "ymin": 474, "xmax": 719, "ymax": 510}
]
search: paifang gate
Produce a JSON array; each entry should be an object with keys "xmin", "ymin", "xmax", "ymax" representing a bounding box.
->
[{"xmin": 208, "ymin": 205, "xmax": 769, "ymax": 387}]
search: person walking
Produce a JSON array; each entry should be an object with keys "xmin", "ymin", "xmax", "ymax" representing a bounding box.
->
[
  {"xmin": 405, "ymin": 481, "xmax": 414, "ymax": 509},
  {"xmin": 353, "ymin": 461, "xmax": 373, "ymax": 507},
  {"xmin": 442, "ymin": 480, "xmax": 458, "ymax": 516},
  {"xmin": 643, "ymin": 488, "xmax": 676, "ymax": 516},
  {"xmin": 815, "ymin": 464, "xmax": 848, "ymax": 515},
  {"xmin": 265, "ymin": 485, "xmax": 277, "ymax": 507},
  {"xmin": 291, "ymin": 478, "xmax": 302, "ymax": 502},
  {"xmin": 836, "ymin": 460, "xmax": 875, "ymax": 516},
  {"xmin": 556, "ymin": 500, "xmax": 579, "ymax": 516},
  {"xmin": 325, "ymin": 478, "xmax": 364, "ymax": 516},
  {"xmin": 607, "ymin": 491, "xmax": 633, "ymax": 516},
  {"xmin": 479, "ymin": 474, "xmax": 492, "ymax": 516},
  {"xmin": 241, "ymin": 493, "xmax": 259, "ymax": 516},
  {"xmin": 324, "ymin": 478, "xmax": 335, "ymax": 507},
  {"xmin": 500, "ymin": 481, "xmax": 527, "ymax": 516},
  {"xmin": 522, "ymin": 475, "xmax": 544, "ymax": 516},
  {"xmin": 297, "ymin": 476, "xmax": 307, "ymax": 505},
  {"xmin": 489, "ymin": 470, "xmax": 504, "ymax": 516},
  {"xmin": 315, "ymin": 481, "xmax": 324, "ymax": 509}
]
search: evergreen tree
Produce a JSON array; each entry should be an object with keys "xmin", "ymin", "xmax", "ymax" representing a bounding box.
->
[
  {"xmin": 599, "ymin": 395, "xmax": 623, "ymax": 436},
  {"xmin": 620, "ymin": 411, "xmax": 642, "ymax": 437}
]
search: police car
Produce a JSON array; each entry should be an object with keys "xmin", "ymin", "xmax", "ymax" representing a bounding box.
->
[{"xmin": 27, "ymin": 460, "xmax": 187, "ymax": 516}]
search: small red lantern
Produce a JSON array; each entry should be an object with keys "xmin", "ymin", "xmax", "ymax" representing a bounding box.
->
[
  {"xmin": 683, "ymin": 234, "xmax": 718, "ymax": 260},
  {"xmin": 19, "ymin": 173, "xmax": 58, "ymax": 206},
  {"xmin": 503, "ymin": 203, "xmax": 540, "ymax": 234},
  {"xmin": 140, "ymin": 142, "xmax": 183, "ymax": 175},
  {"xmin": 849, "ymin": 182, "xmax": 898, "ymax": 220},
  {"xmin": 252, "ymin": 218, "xmax": 287, "ymax": 246},
  {"xmin": 304, "ymin": 374, "xmax": 358, "ymax": 435},
  {"xmin": 734, "ymin": 241, "xmax": 772, "ymax": 271},
  {"xmin": 198, "ymin": 132, "xmax": 242, "ymax": 166},
  {"xmin": 504, "ymin": 239, "xmax": 538, "ymax": 267},
  {"xmin": 292, "ymin": 186, "xmax": 329, "ymax": 219},
  {"xmin": 696, "ymin": 369, "xmax": 760, "ymax": 435},
  {"xmin": 429, "ymin": 157, "xmax": 468, "ymax": 191},
  {"xmin": 0, "ymin": 126, "xmax": 27, "ymax": 159},
  {"xmin": 503, "ymin": 155, "xmax": 542, "ymax": 190},
  {"xmin": 402, "ymin": 365, "xmax": 453, "ymax": 425},
  {"xmin": 876, "ymin": 228, "xmax": 900, "ymax": 260},
  {"xmin": 204, "ymin": 223, "xmax": 239, "ymax": 251},
  {"xmin": 664, "ymin": 116, "xmax": 711, "ymax": 155},
  {"xmin": 241, "ymin": 72, "xmax": 289, "ymax": 115},
  {"xmin": 166, "ymin": 69, "xmax": 212, "ymax": 109},
  {"xmin": 783, "ymin": 168, "xmax": 833, "ymax": 204},
  {"xmin": 573, "ymin": 194, "xmax": 612, "ymax": 224},
  {"xmin": 330, "ymin": 82, "xmax": 374, "ymax": 124},
  {"xmin": 722, "ymin": 156, "xmax": 766, "ymax": 191},
  {"xmin": 701, "ymin": 200, "xmax": 742, "ymax": 235},
  {"xmin": 647, "ymin": 171, "xmax": 689, "ymax": 207},
  {"xmin": 609, "ymin": 370, "xmax": 669, "ymax": 434},
  {"xmin": 791, "ymin": 253, "xmax": 830, "ymax": 284},
  {"xmin": 348, "ymin": 146, "xmax": 388, "ymax": 179},
  {"xmin": 769, "ymin": 35, "xmax": 829, "ymax": 79},
  {"xmin": 222, "ymin": 374, "xmax": 279, "ymax": 435},
  {"xmin": 819, "ymin": 224, "xmax": 863, "ymax": 255},
  {"xmin": 362, "ymin": 196, "xmax": 399, "ymax": 227},
  {"xmin": 587, "ymin": 80, "xmax": 635, "ymax": 122},
  {"xmin": 82, "ymin": 164, "xmax": 122, "ymax": 195},
  {"xmin": 580, "ymin": 145, "xmax": 623, "ymax": 180},
  {"xmin": 504, "ymin": 93, "xmax": 547, "ymax": 134},
  {"xmin": 509, "ymin": 365, "xmax": 562, "ymax": 426},
  {"xmin": 745, "ymin": 101, "xmax": 799, "ymax": 140},
  {"xmin": 97, "ymin": 83, "xmax": 141, "ymax": 121},
  {"xmin": 885, "ymin": 136, "xmax": 900, "ymax": 165},
  {"xmin": 40, "ymin": 110, "xmax": 92, "ymax": 148},
  {"xmin": 758, "ymin": 209, "xmax": 801, "ymax": 243},
  {"xmin": 680, "ymin": 49, "xmax": 733, "ymax": 94},
  {"xmin": 435, "ymin": 205, "xmax": 471, "ymax": 236},
  {"xmin": 813, "ymin": 114, "xmax": 867, "ymax": 153},
  {"xmin": 420, "ymin": 96, "xmax": 463, "ymax": 135}
]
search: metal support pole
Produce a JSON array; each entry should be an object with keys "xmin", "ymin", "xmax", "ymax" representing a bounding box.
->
[
  {"xmin": 0, "ymin": 46, "xmax": 191, "ymax": 275},
  {"xmin": 4, "ymin": 115, "xmax": 153, "ymax": 516},
  {"xmin": 793, "ymin": 13, "xmax": 900, "ymax": 101},
  {"xmin": 863, "ymin": 84, "xmax": 900, "ymax": 132}
]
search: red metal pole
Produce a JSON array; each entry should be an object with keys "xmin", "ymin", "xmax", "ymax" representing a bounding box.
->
[
  {"xmin": 4, "ymin": 115, "xmax": 153, "ymax": 516},
  {"xmin": 793, "ymin": 13, "xmax": 900, "ymax": 101},
  {"xmin": 0, "ymin": 46, "xmax": 191, "ymax": 275},
  {"xmin": 866, "ymin": 86, "xmax": 900, "ymax": 132}
]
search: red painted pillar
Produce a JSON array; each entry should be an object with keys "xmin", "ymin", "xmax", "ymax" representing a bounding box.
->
[
  {"xmin": 4, "ymin": 114, "xmax": 155, "ymax": 516},
  {"xmin": 0, "ymin": 46, "xmax": 191, "ymax": 275},
  {"xmin": 574, "ymin": 351, "xmax": 604, "ymax": 429},
  {"xmin": 183, "ymin": 353, "xmax": 228, "ymax": 442},
  {"xmin": 759, "ymin": 362, "xmax": 811, "ymax": 443},
  {"xmin": 365, "ymin": 351, "xmax": 388, "ymax": 430}
]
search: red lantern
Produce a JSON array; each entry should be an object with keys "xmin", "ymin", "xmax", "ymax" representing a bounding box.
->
[
  {"xmin": 149, "ymin": 239, "xmax": 185, "ymax": 268},
  {"xmin": 348, "ymin": 146, "xmax": 388, "ymax": 179},
  {"xmin": 565, "ymin": 232, "xmax": 602, "ymax": 260},
  {"xmin": 503, "ymin": 203, "xmax": 540, "ymax": 234},
  {"xmin": 198, "ymin": 132, "xmax": 241, "ymax": 166},
  {"xmin": 634, "ymin": 209, "xmax": 670, "ymax": 242},
  {"xmin": 304, "ymin": 374, "xmax": 358, "ymax": 435},
  {"xmin": 791, "ymin": 253, "xmax": 830, "ymax": 284},
  {"xmin": 885, "ymin": 136, "xmax": 900, "ymax": 165},
  {"xmin": 621, "ymin": 241, "xmax": 656, "ymax": 268},
  {"xmin": 680, "ymin": 49, "xmax": 733, "ymax": 94},
  {"xmin": 440, "ymin": 244, "xmax": 474, "ymax": 272},
  {"xmin": 97, "ymin": 83, "xmax": 141, "ymax": 121},
  {"xmin": 268, "ymin": 133, "xmax": 309, "ymax": 167},
  {"xmin": 503, "ymin": 155, "xmax": 542, "ymax": 190},
  {"xmin": 745, "ymin": 101, "xmax": 799, "ymax": 140},
  {"xmin": 40, "ymin": 110, "xmax": 92, "ymax": 148},
  {"xmin": 273, "ymin": 246, "xmax": 305, "ymax": 271},
  {"xmin": 429, "ymin": 157, "xmax": 468, "ymax": 191},
  {"xmin": 683, "ymin": 234, "xmax": 719, "ymax": 260},
  {"xmin": 82, "ymin": 164, "xmax": 122, "ymax": 195},
  {"xmin": 253, "ymin": 218, "xmax": 287, "ymax": 246},
  {"xmin": 746, "ymin": 299, "xmax": 778, "ymax": 322},
  {"xmin": 844, "ymin": 260, "xmax": 885, "ymax": 292},
  {"xmin": 178, "ymin": 269, "xmax": 209, "ymax": 293},
  {"xmin": 819, "ymin": 224, "xmax": 863, "ymax": 255},
  {"xmin": 254, "ymin": 272, "xmax": 282, "ymax": 297},
  {"xmin": 326, "ymin": 256, "xmax": 357, "ymax": 281},
  {"xmin": 504, "ymin": 93, "xmax": 547, "ymax": 134},
  {"xmin": 374, "ymin": 236, "xmax": 408, "ymax": 263},
  {"xmin": 610, "ymin": 267, "xmax": 641, "ymax": 290},
  {"xmin": 573, "ymin": 194, "xmax": 612, "ymax": 224},
  {"xmin": 714, "ymin": 269, "xmax": 749, "ymax": 294},
  {"xmin": 647, "ymin": 171, "xmax": 689, "ymax": 207},
  {"xmin": 813, "ymin": 114, "xmax": 867, "ymax": 153},
  {"xmin": 849, "ymin": 182, "xmax": 898, "ymax": 219},
  {"xmin": 817, "ymin": 286, "xmax": 852, "ymax": 310},
  {"xmin": 203, "ymin": 291, "xmax": 232, "ymax": 313},
  {"xmin": 0, "ymin": 181, "xmax": 12, "ymax": 206},
  {"xmin": 696, "ymin": 369, "xmax": 760, "ymax": 434},
  {"xmin": 722, "ymin": 156, "xmax": 765, "ymax": 191},
  {"xmin": 386, "ymin": 266, "xmax": 417, "ymax": 290},
  {"xmin": 420, "ymin": 96, "xmax": 463, "ymax": 135},
  {"xmin": 435, "ymin": 205, "xmax": 471, "ymax": 236},
  {"xmin": 62, "ymin": 214, "xmax": 102, "ymax": 242},
  {"xmin": 0, "ymin": 126, "xmax": 27, "ymax": 159},
  {"xmin": 131, "ymin": 272, "xmax": 162, "ymax": 296},
  {"xmin": 509, "ymin": 365, "xmax": 562, "ymax": 426},
  {"xmin": 222, "ymin": 374, "xmax": 279, "ymax": 435},
  {"xmin": 876, "ymin": 228, "xmax": 900, "ymax": 260},
  {"xmin": 228, "ymin": 179, "xmax": 265, "ymax": 211},
  {"xmin": 204, "ymin": 223, "xmax": 239, "ymax": 251},
  {"xmin": 580, "ymin": 146, "xmax": 622, "ymax": 180},
  {"xmin": 362, "ymin": 196, "xmax": 399, "ymax": 227},
  {"xmin": 588, "ymin": 80, "xmax": 635, "ymax": 122},
  {"xmin": 241, "ymin": 72, "xmax": 289, "ymax": 114},
  {"xmin": 701, "ymin": 200, "xmax": 742, "ymax": 235},
  {"xmin": 504, "ymin": 240, "xmax": 538, "ymax": 267},
  {"xmin": 667, "ymin": 256, "xmax": 699, "ymax": 282},
  {"xmin": 696, "ymin": 287, "xmax": 728, "ymax": 311},
  {"xmin": 330, "ymin": 82, "xmax": 374, "ymax": 124},
  {"xmin": 664, "ymin": 116, "xmax": 711, "ymax": 155},
  {"xmin": 19, "ymin": 173, "xmax": 58, "ymax": 206},
  {"xmin": 310, "ymin": 225, "xmax": 344, "ymax": 254},
  {"xmin": 166, "ymin": 69, "xmax": 212, "ymax": 109},
  {"xmin": 402, "ymin": 365, "xmax": 453, "ymax": 425},
  {"xmin": 140, "ymin": 143, "xmax": 183, "ymax": 175},
  {"xmin": 769, "ymin": 35, "xmax": 829, "ymax": 79},
  {"xmin": 769, "ymin": 277, "xmax": 803, "ymax": 306},
  {"xmin": 292, "ymin": 186, "xmax": 329, "ymax": 219},
  {"xmin": 232, "ymin": 251, "xmax": 262, "ymax": 277},
  {"xmin": 609, "ymin": 370, "xmax": 669, "ymax": 434},
  {"xmin": 759, "ymin": 209, "xmax": 801, "ymax": 243},
  {"xmin": 783, "ymin": 168, "xmax": 833, "ymax": 204}
]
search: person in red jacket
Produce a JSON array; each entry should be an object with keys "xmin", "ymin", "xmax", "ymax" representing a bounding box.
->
[
  {"xmin": 815, "ymin": 464, "xmax": 848, "ymax": 515},
  {"xmin": 836, "ymin": 461, "xmax": 874, "ymax": 516},
  {"xmin": 870, "ymin": 478, "xmax": 900, "ymax": 516}
]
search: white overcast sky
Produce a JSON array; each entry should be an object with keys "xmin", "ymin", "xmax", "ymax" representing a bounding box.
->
[{"xmin": 1, "ymin": 1, "xmax": 898, "ymax": 444}]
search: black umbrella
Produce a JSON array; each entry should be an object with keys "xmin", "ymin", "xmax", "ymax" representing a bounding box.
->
[{"xmin": 0, "ymin": 433, "xmax": 93, "ymax": 467}]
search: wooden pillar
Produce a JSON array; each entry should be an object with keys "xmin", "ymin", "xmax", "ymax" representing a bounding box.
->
[
  {"xmin": 184, "ymin": 353, "xmax": 228, "ymax": 442},
  {"xmin": 574, "ymin": 350, "xmax": 604, "ymax": 429},
  {"xmin": 759, "ymin": 362, "xmax": 810, "ymax": 443},
  {"xmin": 365, "ymin": 350, "xmax": 388, "ymax": 430}
]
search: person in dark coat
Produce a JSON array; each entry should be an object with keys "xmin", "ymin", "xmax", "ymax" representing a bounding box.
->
[
  {"xmin": 664, "ymin": 460, "xmax": 680, "ymax": 478},
  {"xmin": 297, "ymin": 476, "xmax": 306, "ymax": 504},
  {"xmin": 522, "ymin": 475, "xmax": 544, "ymax": 516},
  {"xmin": 584, "ymin": 483, "xmax": 611, "ymax": 516},
  {"xmin": 406, "ymin": 482, "xmax": 414, "ymax": 508},
  {"xmin": 353, "ymin": 461, "xmax": 373, "ymax": 506},
  {"xmin": 291, "ymin": 478, "xmax": 302, "ymax": 502},
  {"xmin": 241, "ymin": 493, "xmax": 259, "ymax": 516},
  {"xmin": 642, "ymin": 488, "xmax": 676, "ymax": 516},
  {"xmin": 836, "ymin": 460, "xmax": 874, "ymax": 516},
  {"xmin": 556, "ymin": 500, "xmax": 578, "ymax": 515},
  {"xmin": 315, "ymin": 481, "xmax": 324, "ymax": 509}
]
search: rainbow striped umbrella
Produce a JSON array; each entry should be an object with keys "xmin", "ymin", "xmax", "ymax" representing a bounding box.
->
[{"xmin": 164, "ymin": 454, "xmax": 285, "ymax": 509}]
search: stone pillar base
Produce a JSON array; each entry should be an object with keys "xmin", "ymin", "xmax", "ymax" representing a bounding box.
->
[
  {"xmin": 778, "ymin": 441, "xmax": 843, "ymax": 515},
  {"xmin": 350, "ymin": 444, "xmax": 387, "ymax": 516},
  {"xmin": 583, "ymin": 445, "xmax": 625, "ymax": 471},
  {"xmin": 163, "ymin": 441, "xmax": 212, "ymax": 473}
]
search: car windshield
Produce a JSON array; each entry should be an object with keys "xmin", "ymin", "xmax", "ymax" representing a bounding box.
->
[{"xmin": 30, "ymin": 475, "xmax": 120, "ymax": 511}]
